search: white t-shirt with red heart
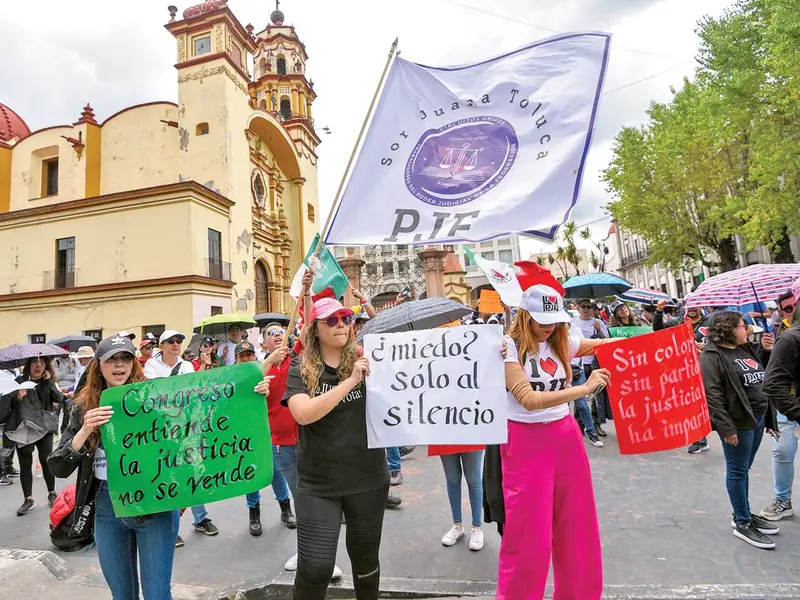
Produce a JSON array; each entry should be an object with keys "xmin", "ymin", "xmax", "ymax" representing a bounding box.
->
[{"xmin": 503, "ymin": 335, "xmax": 582, "ymax": 424}]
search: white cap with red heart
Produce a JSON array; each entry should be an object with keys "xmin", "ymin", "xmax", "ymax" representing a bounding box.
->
[{"xmin": 519, "ymin": 285, "xmax": 572, "ymax": 325}]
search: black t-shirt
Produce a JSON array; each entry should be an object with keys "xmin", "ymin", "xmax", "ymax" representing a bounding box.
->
[
  {"xmin": 281, "ymin": 357, "xmax": 388, "ymax": 497},
  {"xmin": 719, "ymin": 346, "xmax": 768, "ymax": 419}
]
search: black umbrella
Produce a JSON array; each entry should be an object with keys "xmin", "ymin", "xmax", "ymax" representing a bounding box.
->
[
  {"xmin": 254, "ymin": 313, "xmax": 291, "ymax": 328},
  {"xmin": 356, "ymin": 297, "xmax": 472, "ymax": 342},
  {"xmin": 0, "ymin": 344, "xmax": 70, "ymax": 370},
  {"xmin": 49, "ymin": 335, "xmax": 98, "ymax": 353}
]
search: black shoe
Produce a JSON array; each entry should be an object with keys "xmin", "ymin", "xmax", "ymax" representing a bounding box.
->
[
  {"xmin": 249, "ymin": 504, "xmax": 263, "ymax": 537},
  {"xmin": 6, "ymin": 467, "xmax": 19, "ymax": 477},
  {"xmin": 399, "ymin": 446, "xmax": 416, "ymax": 458},
  {"xmin": 688, "ymin": 440, "xmax": 709, "ymax": 454},
  {"xmin": 48, "ymin": 491, "xmax": 57, "ymax": 507},
  {"xmin": 386, "ymin": 493, "xmax": 402, "ymax": 509},
  {"xmin": 175, "ymin": 534, "xmax": 185, "ymax": 548},
  {"xmin": 749, "ymin": 514, "xmax": 779, "ymax": 535},
  {"xmin": 0, "ymin": 475, "xmax": 12, "ymax": 486},
  {"xmin": 733, "ymin": 522, "xmax": 775, "ymax": 549},
  {"xmin": 587, "ymin": 433, "xmax": 605, "ymax": 447},
  {"xmin": 595, "ymin": 424, "xmax": 608, "ymax": 437},
  {"xmin": 17, "ymin": 498, "xmax": 35, "ymax": 516},
  {"xmin": 193, "ymin": 519, "xmax": 219, "ymax": 536},
  {"xmin": 279, "ymin": 499, "xmax": 297, "ymax": 529}
]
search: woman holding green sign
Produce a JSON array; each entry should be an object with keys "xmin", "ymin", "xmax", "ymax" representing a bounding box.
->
[
  {"xmin": 49, "ymin": 335, "xmax": 180, "ymax": 600},
  {"xmin": 283, "ymin": 297, "xmax": 389, "ymax": 600}
]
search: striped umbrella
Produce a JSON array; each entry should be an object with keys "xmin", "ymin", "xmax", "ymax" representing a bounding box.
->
[
  {"xmin": 684, "ymin": 264, "xmax": 800, "ymax": 309},
  {"xmin": 617, "ymin": 288, "xmax": 675, "ymax": 305}
]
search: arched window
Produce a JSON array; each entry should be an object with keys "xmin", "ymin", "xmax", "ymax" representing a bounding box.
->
[
  {"xmin": 258, "ymin": 98, "xmax": 267, "ymax": 110},
  {"xmin": 196, "ymin": 122, "xmax": 209, "ymax": 136},
  {"xmin": 259, "ymin": 57, "xmax": 267, "ymax": 76},
  {"xmin": 280, "ymin": 98, "xmax": 292, "ymax": 121},
  {"xmin": 277, "ymin": 55, "xmax": 287, "ymax": 75},
  {"xmin": 255, "ymin": 261, "xmax": 271, "ymax": 313}
]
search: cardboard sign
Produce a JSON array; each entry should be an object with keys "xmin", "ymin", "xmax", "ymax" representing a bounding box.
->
[
  {"xmin": 594, "ymin": 322, "xmax": 711, "ymax": 455},
  {"xmin": 479, "ymin": 289, "xmax": 503, "ymax": 314},
  {"xmin": 609, "ymin": 326, "xmax": 653, "ymax": 338},
  {"xmin": 100, "ymin": 363, "xmax": 273, "ymax": 517},
  {"xmin": 364, "ymin": 326, "xmax": 507, "ymax": 448}
]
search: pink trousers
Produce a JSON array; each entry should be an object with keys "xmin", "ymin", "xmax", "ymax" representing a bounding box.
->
[{"xmin": 496, "ymin": 416, "xmax": 602, "ymax": 600}]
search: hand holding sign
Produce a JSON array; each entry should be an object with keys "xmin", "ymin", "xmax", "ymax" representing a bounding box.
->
[
  {"xmin": 349, "ymin": 357, "xmax": 371, "ymax": 385},
  {"xmin": 583, "ymin": 368, "xmax": 610, "ymax": 394},
  {"xmin": 82, "ymin": 406, "xmax": 114, "ymax": 433}
]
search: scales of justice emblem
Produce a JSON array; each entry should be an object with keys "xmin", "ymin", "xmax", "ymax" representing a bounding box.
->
[{"xmin": 405, "ymin": 116, "xmax": 519, "ymax": 207}]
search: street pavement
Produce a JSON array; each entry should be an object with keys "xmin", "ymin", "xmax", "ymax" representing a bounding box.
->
[{"xmin": 2, "ymin": 421, "xmax": 800, "ymax": 598}]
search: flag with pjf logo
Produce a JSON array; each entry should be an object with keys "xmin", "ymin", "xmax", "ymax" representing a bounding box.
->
[{"xmin": 324, "ymin": 33, "xmax": 611, "ymax": 246}]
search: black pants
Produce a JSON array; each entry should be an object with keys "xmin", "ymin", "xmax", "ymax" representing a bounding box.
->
[
  {"xmin": 18, "ymin": 434, "xmax": 55, "ymax": 498},
  {"xmin": 294, "ymin": 484, "xmax": 389, "ymax": 600}
]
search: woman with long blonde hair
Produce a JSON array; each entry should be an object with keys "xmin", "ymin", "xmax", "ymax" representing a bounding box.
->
[
  {"xmin": 497, "ymin": 285, "xmax": 611, "ymax": 600},
  {"xmin": 48, "ymin": 335, "xmax": 180, "ymax": 600},
  {"xmin": 282, "ymin": 297, "xmax": 389, "ymax": 600}
]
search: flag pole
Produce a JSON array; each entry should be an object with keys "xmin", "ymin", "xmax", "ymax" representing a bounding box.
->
[{"xmin": 282, "ymin": 38, "xmax": 399, "ymax": 347}]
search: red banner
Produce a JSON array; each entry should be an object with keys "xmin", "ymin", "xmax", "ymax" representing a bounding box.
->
[
  {"xmin": 428, "ymin": 445, "xmax": 485, "ymax": 457},
  {"xmin": 594, "ymin": 321, "xmax": 711, "ymax": 455}
]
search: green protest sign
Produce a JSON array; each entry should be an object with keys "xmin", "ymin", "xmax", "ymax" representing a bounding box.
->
[
  {"xmin": 100, "ymin": 362, "xmax": 272, "ymax": 517},
  {"xmin": 609, "ymin": 326, "xmax": 653, "ymax": 338}
]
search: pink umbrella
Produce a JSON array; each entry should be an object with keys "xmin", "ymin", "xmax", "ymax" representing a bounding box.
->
[{"xmin": 684, "ymin": 264, "xmax": 800, "ymax": 309}]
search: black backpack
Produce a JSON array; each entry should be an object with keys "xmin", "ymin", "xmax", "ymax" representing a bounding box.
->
[{"xmin": 49, "ymin": 484, "xmax": 95, "ymax": 552}]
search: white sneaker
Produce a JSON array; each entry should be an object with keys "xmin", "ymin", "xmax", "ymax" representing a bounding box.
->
[
  {"xmin": 469, "ymin": 527, "xmax": 484, "ymax": 551},
  {"xmin": 331, "ymin": 565, "xmax": 343, "ymax": 580},
  {"xmin": 442, "ymin": 524, "xmax": 465, "ymax": 546},
  {"xmin": 284, "ymin": 553, "xmax": 298, "ymax": 571}
]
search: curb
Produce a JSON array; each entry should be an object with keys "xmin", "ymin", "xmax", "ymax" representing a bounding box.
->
[{"xmin": 0, "ymin": 548, "xmax": 73, "ymax": 580}]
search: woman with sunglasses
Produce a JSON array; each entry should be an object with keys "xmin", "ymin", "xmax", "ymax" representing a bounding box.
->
[
  {"xmin": 0, "ymin": 356, "xmax": 62, "ymax": 516},
  {"xmin": 193, "ymin": 336, "xmax": 221, "ymax": 372},
  {"xmin": 49, "ymin": 335, "xmax": 180, "ymax": 600},
  {"xmin": 498, "ymin": 285, "xmax": 611, "ymax": 600},
  {"xmin": 283, "ymin": 298, "xmax": 388, "ymax": 600}
]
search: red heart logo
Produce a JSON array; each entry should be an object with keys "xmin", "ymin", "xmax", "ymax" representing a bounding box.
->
[
  {"xmin": 540, "ymin": 357, "xmax": 558, "ymax": 377},
  {"xmin": 698, "ymin": 327, "xmax": 709, "ymax": 337},
  {"xmin": 744, "ymin": 358, "xmax": 759, "ymax": 370},
  {"xmin": 547, "ymin": 296, "xmax": 557, "ymax": 303}
]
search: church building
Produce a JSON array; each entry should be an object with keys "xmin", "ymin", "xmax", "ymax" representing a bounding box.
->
[{"xmin": 0, "ymin": 1, "xmax": 320, "ymax": 345}]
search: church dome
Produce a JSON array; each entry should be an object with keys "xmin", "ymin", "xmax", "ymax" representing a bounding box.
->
[
  {"xmin": 270, "ymin": 9, "xmax": 285, "ymax": 25},
  {"xmin": 0, "ymin": 104, "xmax": 31, "ymax": 144},
  {"xmin": 183, "ymin": 0, "xmax": 227, "ymax": 19}
]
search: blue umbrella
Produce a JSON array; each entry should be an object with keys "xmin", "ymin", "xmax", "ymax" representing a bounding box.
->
[
  {"xmin": 562, "ymin": 272, "xmax": 633, "ymax": 299},
  {"xmin": 617, "ymin": 287, "xmax": 676, "ymax": 306}
]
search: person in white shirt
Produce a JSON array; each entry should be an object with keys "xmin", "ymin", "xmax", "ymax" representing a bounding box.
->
[
  {"xmin": 569, "ymin": 299, "xmax": 609, "ymax": 445},
  {"xmin": 144, "ymin": 329, "xmax": 218, "ymax": 545},
  {"xmin": 256, "ymin": 323, "xmax": 286, "ymax": 362},
  {"xmin": 218, "ymin": 324, "xmax": 244, "ymax": 366},
  {"xmin": 498, "ymin": 285, "xmax": 610, "ymax": 599}
]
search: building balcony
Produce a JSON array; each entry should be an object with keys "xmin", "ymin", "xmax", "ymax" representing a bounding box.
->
[
  {"xmin": 276, "ymin": 111, "xmax": 314, "ymax": 127},
  {"xmin": 620, "ymin": 249, "xmax": 651, "ymax": 268},
  {"xmin": 43, "ymin": 268, "xmax": 77, "ymax": 291},
  {"xmin": 206, "ymin": 258, "xmax": 232, "ymax": 282}
]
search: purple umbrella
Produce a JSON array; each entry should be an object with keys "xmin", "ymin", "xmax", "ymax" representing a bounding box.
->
[{"xmin": 0, "ymin": 343, "xmax": 70, "ymax": 370}]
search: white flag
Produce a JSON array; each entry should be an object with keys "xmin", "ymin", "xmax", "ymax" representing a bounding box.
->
[
  {"xmin": 464, "ymin": 247, "xmax": 523, "ymax": 307},
  {"xmin": 325, "ymin": 33, "xmax": 611, "ymax": 246}
]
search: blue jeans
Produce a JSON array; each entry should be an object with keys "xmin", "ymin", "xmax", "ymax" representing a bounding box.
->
[
  {"xmin": 440, "ymin": 450, "xmax": 483, "ymax": 527},
  {"xmin": 772, "ymin": 412, "xmax": 798, "ymax": 502},
  {"xmin": 573, "ymin": 368, "xmax": 596, "ymax": 435},
  {"xmin": 386, "ymin": 447, "xmax": 401, "ymax": 472},
  {"xmin": 246, "ymin": 444, "xmax": 298, "ymax": 508},
  {"xmin": 94, "ymin": 482, "xmax": 179, "ymax": 600},
  {"xmin": 718, "ymin": 417, "xmax": 765, "ymax": 525},
  {"xmin": 190, "ymin": 505, "xmax": 209, "ymax": 526}
]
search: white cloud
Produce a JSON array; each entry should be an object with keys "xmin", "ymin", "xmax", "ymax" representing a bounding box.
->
[{"xmin": 2, "ymin": 0, "xmax": 732, "ymax": 262}]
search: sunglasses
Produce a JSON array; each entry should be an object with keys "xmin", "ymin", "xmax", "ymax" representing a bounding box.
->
[
  {"xmin": 578, "ymin": 305, "xmax": 593, "ymax": 310},
  {"xmin": 781, "ymin": 304, "xmax": 795, "ymax": 313},
  {"xmin": 267, "ymin": 329, "xmax": 286, "ymax": 337},
  {"xmin": 322, "ymin": 314, "xmax": 353, "ymax": 328},
  {"xmin": 142, "ymin": 344, "xmax": 154, "ymax": 350},
  {"xmin": 163, "ymin": 338, "xmax": 182, "ymax": 345}
]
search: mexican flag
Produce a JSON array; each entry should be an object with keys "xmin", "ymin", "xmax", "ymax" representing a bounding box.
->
[
  {"xmin": 289, "ymin": 234, "xmax": 349, "ymax": 300},
  {"xmin": 464, "ymin": 246, "xmax": 523, "ymax": 307}
]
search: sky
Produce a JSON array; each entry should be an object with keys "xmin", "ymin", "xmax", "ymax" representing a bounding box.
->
[{"xmin": 1, "ymin": 0, "xmax": 733, "ymax": 262}]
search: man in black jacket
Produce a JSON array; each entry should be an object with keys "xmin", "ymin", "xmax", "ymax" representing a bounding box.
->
[
  {"xmin": 654, "ymin": 300, "xmax": 713, "ymax": 453},
  {"xmin": 759, "ymin": 322, "xmax": 800, "ymax": 521}
]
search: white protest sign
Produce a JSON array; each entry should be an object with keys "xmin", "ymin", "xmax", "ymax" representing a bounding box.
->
[{"xmin": 364, "ymin": 325, "xmax": 507, "ymax": 448}]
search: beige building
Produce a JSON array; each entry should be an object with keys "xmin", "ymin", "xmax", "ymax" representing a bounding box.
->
[{"xmin": 0, "ymin": 2, "xmax": 320, "ymax": 346}]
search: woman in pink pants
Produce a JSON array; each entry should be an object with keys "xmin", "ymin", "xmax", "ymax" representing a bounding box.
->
[{"xmin": 497, "ymin": 285, "xmax": 611, "ymax": 600}]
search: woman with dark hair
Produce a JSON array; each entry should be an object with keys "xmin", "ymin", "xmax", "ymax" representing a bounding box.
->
[
  {"xmin": 608, "ymin": 300, "xmax": 644, "ymax": 328},
  {"xmin": 193, "ymin": 336, "xmax": 221, "ymax": 371},
  {"xmin": 282, "ymin": 297, "xmax": 388, "ymax": 600},
  {"xmin": 48, "ymin": 335, "xmax": 180, "ymax": 600},
  {"xmin": 498, "ymin": 285, "xmax": 611, "ymax": 599},
  {"xmin": 700, "ymin": 310, "xmax": 778, "ymax": 549},
  {"xmin": 0, "ymin": 356, "xmax": 62, "ymax": 515}
]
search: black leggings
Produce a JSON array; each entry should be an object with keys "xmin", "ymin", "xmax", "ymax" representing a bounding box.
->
[
  {"xmin": 18, "ymin": 434, "xmax": 55, "ymax": 498},
  {"xmin": 294, "ymin": 484, "xmax": 389, "ymax": 600}
]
